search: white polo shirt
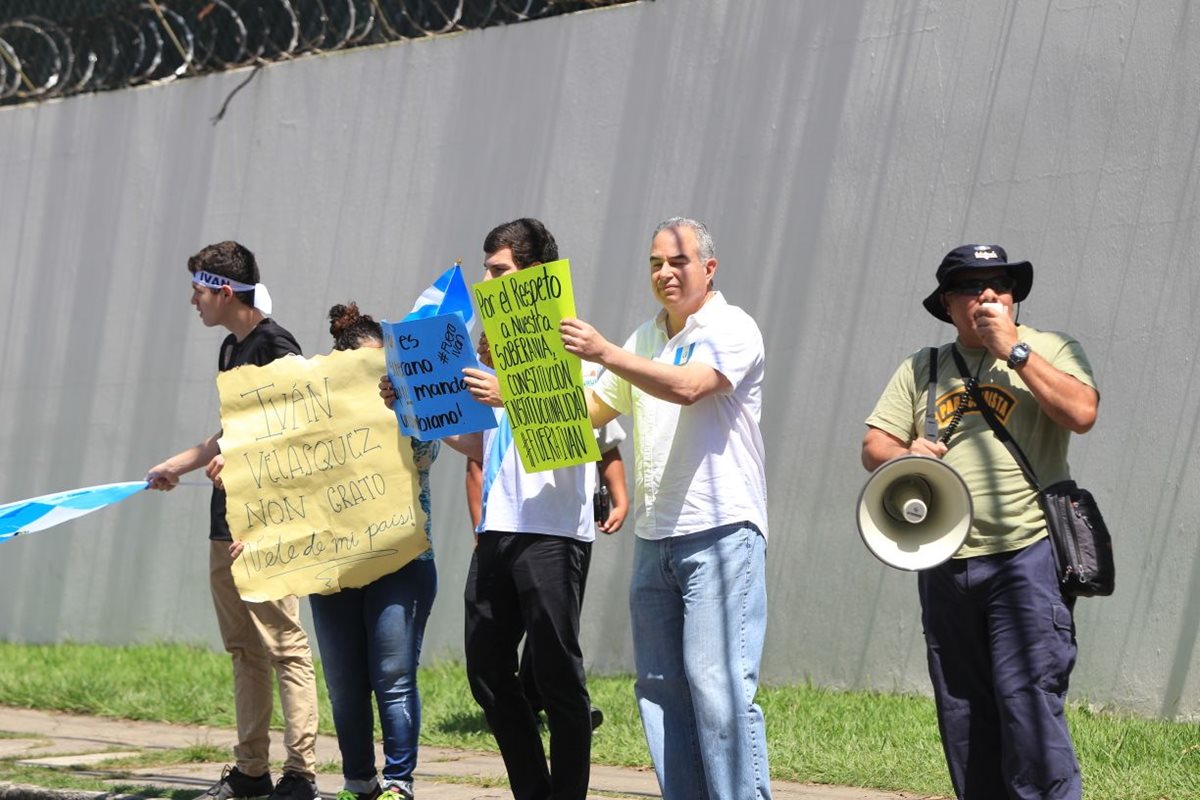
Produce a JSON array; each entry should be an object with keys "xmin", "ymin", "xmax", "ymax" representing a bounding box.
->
[{"xmin": 594, "ymin": 292, "xmax": 768, "ymax": 541}]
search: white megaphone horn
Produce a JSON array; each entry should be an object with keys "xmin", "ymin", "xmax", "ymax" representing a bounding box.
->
[{"xmin": 856, "ymin": 455, "xmax": 973, "ymax": 571}]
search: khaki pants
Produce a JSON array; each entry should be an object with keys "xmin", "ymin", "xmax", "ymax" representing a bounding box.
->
[{"xmin": 209, "ymin": 540, "xmax": 319, "ymax": 780}]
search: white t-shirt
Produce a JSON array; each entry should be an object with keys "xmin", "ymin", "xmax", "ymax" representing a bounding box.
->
[
  {"xmin": 594, "ymin": 292, "xmax": 768, "ymax": 541},
  {"xmin": 476, "ymin": 378, "xmax": 603, "ymax": 543}
]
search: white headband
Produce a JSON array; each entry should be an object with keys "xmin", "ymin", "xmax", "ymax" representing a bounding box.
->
[{"xmin": 192, "ymin": 270, "xmax": 273, "ymax": 315}]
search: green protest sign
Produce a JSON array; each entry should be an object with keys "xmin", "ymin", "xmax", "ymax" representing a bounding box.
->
[{"xmin": 472, "ymin": 259, "xmax": 600, "ymax": 472}]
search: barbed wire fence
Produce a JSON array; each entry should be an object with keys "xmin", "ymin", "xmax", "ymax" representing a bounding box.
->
[{"xmin": 0, "ymin": 0, "xmax": 639, "ymax": 107}]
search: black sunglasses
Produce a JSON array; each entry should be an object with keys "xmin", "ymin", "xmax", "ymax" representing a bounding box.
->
[{"xmin": 944, "ymin": 276, "xmax": 1015, "ymax": 296}]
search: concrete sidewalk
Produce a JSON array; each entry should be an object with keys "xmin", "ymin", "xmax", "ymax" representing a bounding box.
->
[{"xmin": 0, "ymin": 707, "xmax": 927, "ymax": 800}]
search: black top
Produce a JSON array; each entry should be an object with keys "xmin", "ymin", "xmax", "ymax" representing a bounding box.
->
[{"xmin": 210, "ymin": 318, "xmax": 303, "ymax": 540}]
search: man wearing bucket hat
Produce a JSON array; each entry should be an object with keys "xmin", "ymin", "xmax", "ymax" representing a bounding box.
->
[{"xmin": 861, "ymin": 244, "xmax": 1100, "ymax": 799}]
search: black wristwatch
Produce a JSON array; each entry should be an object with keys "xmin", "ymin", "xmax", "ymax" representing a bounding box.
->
[{"xmin": 1007, "ymin": 341, "xmax": 1031, "ymax": 369}]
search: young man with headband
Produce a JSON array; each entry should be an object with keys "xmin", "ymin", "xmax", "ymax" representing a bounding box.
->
[{"xmin": 147, "ymin": 241, "xmax": 321, "ymax": 800}]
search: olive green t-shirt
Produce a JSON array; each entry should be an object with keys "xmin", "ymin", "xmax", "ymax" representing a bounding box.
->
[{"xmin": 865, "ymin": 325, "xmax": 1097, "ymax": 557}]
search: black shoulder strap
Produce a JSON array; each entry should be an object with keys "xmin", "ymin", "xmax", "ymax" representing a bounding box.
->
[
  {"xmin": 924, "ymin": 347, "xmax": 939, "ymax": 443},
  {"xmin": 950, "ymin": 346, "xmax": 1043, "ymax": 492}
]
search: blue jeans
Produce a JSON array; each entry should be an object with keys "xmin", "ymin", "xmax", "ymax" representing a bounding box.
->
[
  {"xmin": 630, "ymin": 524, "xmax": 772, "ymax": 800},
  {"xmin": 310, "ymin": 557, "xmax": 437, "ymax": 788}
]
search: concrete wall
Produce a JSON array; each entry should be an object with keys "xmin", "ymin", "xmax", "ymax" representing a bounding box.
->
[{"xmin": 2, "ymin": 0, "xmax": 1199, "ymax": 718}]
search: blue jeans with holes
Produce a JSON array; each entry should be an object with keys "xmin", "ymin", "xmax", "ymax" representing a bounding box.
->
[
  {"xmin": 630, "ymin": 523, "xmax": 772, "ymax": 800},
  {"xmin": 310, "ymin": 557, "xmax": 437, "ymax": 789},
  {"xmin": 919, "ymin": 537, "xmax": 1081, "ymax": 800}
]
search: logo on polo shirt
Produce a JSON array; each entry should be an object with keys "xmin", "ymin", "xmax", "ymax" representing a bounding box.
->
[
  {"xmin": 673, "ymin": 343, "xmax": 696, "ymax": 366},
  {"xmin": 935, "ymin": 384, "xmax": 1017, "ymax": 427}
]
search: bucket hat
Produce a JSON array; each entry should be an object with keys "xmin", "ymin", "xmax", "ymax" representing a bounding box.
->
[{"xmin": 922, "ymin": 244, "xmax": 1032, "ymax": 322}]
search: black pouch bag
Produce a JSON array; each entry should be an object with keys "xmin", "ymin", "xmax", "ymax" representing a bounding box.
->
[
  {"xmin": 950, "ymin": 348, "xmax": 1114, "ymax": 598},
  {"xmin": 1038, "ymin": 480, "xmax": 1115, "ymax": 597}
]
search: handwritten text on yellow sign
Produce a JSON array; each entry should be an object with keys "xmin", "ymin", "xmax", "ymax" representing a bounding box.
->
[{"xmin": 217, "ymin": 347, "xmax": 428, "ymax": 601}]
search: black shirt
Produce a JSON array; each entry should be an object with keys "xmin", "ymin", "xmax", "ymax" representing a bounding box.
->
[{"xmin": 210, "ymin": 318, "xmax": 303, "ymax": 540}]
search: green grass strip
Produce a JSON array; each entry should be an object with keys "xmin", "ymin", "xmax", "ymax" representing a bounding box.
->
[{"xmin": 0, "ymin": 643, "xmax": 1197, "ymax": 798}]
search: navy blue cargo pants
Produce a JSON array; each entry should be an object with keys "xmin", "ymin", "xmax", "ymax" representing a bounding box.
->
[{"xmin": 918, "ymin": 537, "xmax": 1082, "ymax": 800}]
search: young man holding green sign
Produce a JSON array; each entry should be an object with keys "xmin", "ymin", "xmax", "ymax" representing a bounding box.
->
[
  {"xmin": 381, "ymin": 218, "xmax": 597, "ymax": 800},
  {"xmin": 560, "ymin": 218, "xmax": 772, "ymax": 800}
]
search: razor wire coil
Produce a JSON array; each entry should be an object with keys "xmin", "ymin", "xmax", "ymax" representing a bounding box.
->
[{"xmin": 0, "ymin": 0, "xmax": 637, "ymax": 106}]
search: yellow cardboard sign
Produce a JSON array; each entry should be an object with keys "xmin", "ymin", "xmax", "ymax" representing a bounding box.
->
[
  {"xmin": 472, "ymin": 259, "xmax": 600, "ymax": 472},
  {"xmin": 217, "ymin": 347, "xmax": 428, "ymax": 602}
]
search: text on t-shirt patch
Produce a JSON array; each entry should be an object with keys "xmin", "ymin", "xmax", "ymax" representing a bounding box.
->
[{"xmin": 935, "ymin": 384, "xmax": 1018, "ymax": 427}]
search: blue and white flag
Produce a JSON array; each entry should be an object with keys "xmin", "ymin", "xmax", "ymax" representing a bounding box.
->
[
  {"xmin": 403, "ymin": 264, "xmax": 476, "ymax": 333},
  {"xmin": 0, "ymin": 481, "xmax": 148, "ymax": 542}
]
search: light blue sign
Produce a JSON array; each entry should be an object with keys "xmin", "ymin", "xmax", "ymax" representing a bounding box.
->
[{"xmin": 382, "ymin": 313, "xmax": 497, "ymax": 441}]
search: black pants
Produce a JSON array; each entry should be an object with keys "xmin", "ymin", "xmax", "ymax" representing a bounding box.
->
[
  {"xmin": 519, "ymin": 542, "xmax": 593, "ymax": 713},
  {"xmin": 919, "ymin": 538, "xmax": 1081, "ymax": 800},
  {"xmin": 464, "ymin": 532, "xmax": 592, "ymax": 800}
]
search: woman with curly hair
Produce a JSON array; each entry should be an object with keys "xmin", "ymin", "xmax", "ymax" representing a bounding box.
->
[{"xmin": 310, "ymin": 302, "xmax": 439, "ymax": 800}]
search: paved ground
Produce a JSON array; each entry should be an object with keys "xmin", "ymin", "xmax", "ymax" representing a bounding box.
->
[{"xmin": 0, "ymin": 707, "xmax": 930, "ymax": 800}]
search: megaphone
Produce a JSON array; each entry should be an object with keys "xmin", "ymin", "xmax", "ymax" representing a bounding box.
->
[{"xmin": 856, "ymin": 455, "xmax": 973, "ymax": 571}]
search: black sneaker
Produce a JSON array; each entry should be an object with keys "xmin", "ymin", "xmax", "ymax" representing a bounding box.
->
[
  {"xmin": 205, "ymin": 766, "xmax": 273, "ymax": 800},
  {"xmin": 267, "ymin": 771, "xmax": 319, "ymax": 800}
]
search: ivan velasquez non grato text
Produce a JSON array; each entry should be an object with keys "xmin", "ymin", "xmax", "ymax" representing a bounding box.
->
[
  {"xmin": 243, "ymin": 427, "xmax": 381, "ymax": 488},
  {"xmin": 242, "ymin": 469, "xmax": 389, "ymax": 530},
  {"xmin": 243, "ymin": 378, "xmax": 334, "ymax": 439}
]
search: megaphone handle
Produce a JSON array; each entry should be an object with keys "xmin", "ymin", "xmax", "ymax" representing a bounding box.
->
[{"xmin": 924, "ymin": 347, "xmax": 940, "ymax": 442}]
